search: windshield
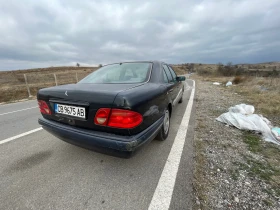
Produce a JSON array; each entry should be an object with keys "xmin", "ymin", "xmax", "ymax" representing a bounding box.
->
[{"xmin": 78, "ymin": 62, "xmax": 151, "ymax": 84}]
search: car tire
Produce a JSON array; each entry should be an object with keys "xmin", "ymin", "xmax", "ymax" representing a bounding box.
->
[{"xmin": 156, "ymin": 109, "xmax": 170, "ymax": 141}]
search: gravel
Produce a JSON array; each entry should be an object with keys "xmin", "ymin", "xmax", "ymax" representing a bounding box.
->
[{"xmin": 193, "ymin": 79, "xmax": 280, "ymax": 210}]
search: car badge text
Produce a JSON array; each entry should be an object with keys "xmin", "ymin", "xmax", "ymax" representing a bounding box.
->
[{"xmin": 65, "ymin": 91, "xmax": 68, "ymax": 96}]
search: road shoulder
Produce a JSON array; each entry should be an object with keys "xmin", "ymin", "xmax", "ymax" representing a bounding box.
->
[{"xmin": 192, "ymin": 77, "xmax": 280, "ymax": 209}]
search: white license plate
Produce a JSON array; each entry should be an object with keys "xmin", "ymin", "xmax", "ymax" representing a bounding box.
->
[{"xmin": 54, "ymin": 103, "xmax": 86, "ymax": 119}]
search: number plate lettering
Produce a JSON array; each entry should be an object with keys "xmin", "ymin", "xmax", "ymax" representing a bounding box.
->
[{"xmin": 55, "ymin": 104, "xmax": 85, "ymax": 119}]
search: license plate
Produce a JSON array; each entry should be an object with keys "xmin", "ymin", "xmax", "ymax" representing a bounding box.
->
[{"xmin": 54, "ymin": 103, "xmax": 86, "ymax": 119}]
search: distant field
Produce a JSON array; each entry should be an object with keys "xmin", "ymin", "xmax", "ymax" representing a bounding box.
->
[
  {"xmin": 173, "ymin": 62, "xmax": 280, "ymax": 76},
  {"xmin": 1, "ymin": 62, "xmax": 279, "ymax": 103},
  {"xmin": 0, "ymin": 66, "xmax": 98, "ymax": 103}
]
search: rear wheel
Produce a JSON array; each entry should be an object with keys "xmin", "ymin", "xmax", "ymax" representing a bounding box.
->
[{"xmin": 156, "ymin": 109, "xmax": 170, "ymax": 141}]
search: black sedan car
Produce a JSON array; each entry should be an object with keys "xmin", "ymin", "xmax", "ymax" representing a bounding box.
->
[{"xmin": 38, "ymin": 61, "xmax": 186, "ymax": 157}]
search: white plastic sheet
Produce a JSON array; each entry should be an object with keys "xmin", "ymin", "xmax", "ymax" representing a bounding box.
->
[
  {"xmin": 213, "ymin": 82, "xmax": 221, "ymax": 85},
  {"xmin": 226, "ymin": 81, "xmax": 232, "ymax": 86},
  {"xmin": 216, "ymin": 104, "xmax": 280, "ymax": 145}
]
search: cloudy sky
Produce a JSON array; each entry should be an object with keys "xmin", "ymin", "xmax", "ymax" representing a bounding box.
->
[{"xmin": 0, "ymin": 0, "xmax": 280, "ymax": 70}]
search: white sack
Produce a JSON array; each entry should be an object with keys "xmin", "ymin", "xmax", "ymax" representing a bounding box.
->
[
  {"xmin": 226, "ymin": 81, "xmax": 232, "ymax": 86},
  {"xmin": 216, "ymin": 104, "xmax": 280, "ymax": 145},
  {"xmin": 228, "ymin": 104, "xmax": 255, "ymax": 115}
]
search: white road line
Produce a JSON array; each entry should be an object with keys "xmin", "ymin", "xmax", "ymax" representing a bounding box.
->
[
  {"xmin": 149, "ymin": 80, "xmax": 195, "ymax": 210},
  {"xmin": 0, "ymin": 106, "xmax": 37, "ymax": 116},
  {"xmin": 0, "ymin": 99, "xmax": 36, "ymax": 107},
  {"xmin": 0, "ymin": 127, "xmax": 43, "ymax": 145}
]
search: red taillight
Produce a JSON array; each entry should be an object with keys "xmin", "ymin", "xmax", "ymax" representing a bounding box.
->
[
  {"xmin": 94, "ymin": 108, "xmax": 143, "ymax": 129},
  {"xmin": 94, "ymin": 108, "xmax": 111, "ymax": 126},
  {"xmin": 108, "ymin": 109, "xmax": 143, "ymax": 128},
  {"xmin": 38, "ymin": 100, "xmax": 51, "ymax": 115}
]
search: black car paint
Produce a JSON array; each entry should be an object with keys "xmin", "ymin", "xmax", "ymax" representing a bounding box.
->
[
  {"xmin": 39, "ymin": 115, "xmax": 163, "ymax": 158},
  {"xmin": 38, "ymin": 83, "xmax": 146, "ymax": 135},
  {"xmin": 38, "ymin": 61, "xmax": 185, "ymax": 156}
]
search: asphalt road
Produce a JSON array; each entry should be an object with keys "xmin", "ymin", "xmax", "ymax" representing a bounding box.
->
[{"xmin": 0, "ymin": 80, "xmax": 195, "ymax": 210}]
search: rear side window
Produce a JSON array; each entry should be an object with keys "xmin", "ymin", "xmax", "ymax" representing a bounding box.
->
[
  {"xmin": 168, "ymin": 66, "xmax": 177, "ymax": 81},
  {"xmin": 163, "ymin": 70, "xmax": 168, "ymax": 83},
  {"xmin": 163, "ymin": 65, "xmax": 174, "ymax": 83},
  {"xmin": 79, "ymin": 62, "xmax": 151, "ymax": 84}
]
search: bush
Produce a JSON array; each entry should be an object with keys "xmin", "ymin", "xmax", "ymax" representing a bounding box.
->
[
  {"xmin": 197, "ymin": 68, "xmax": 211, "ymax": 75},
  {"xmin": 232, "ymin": 76, "xmax": 246, "ymax": 84},
  {"xmin": 216, "ymin": 62, "xmax": 246, "ymax": 77},
  {"xmin": 235, "ymin": 68, "xmax": 244, "ymax": 76}
]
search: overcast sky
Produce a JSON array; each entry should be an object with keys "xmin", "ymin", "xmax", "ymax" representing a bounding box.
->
[{"xmin": 0, "ymin": 0, "xmax": 280, "ymax": 70}]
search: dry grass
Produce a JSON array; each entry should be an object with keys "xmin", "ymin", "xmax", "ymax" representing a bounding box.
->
[
  {"xmin": 172, "ymin": 66, "xmax": 187, "ymax": 75},
  {"xmin": 191, "ymin": 74, "xmax": 280, "ymax": 121},
  {"xmin": 234, "ymin": 77, "xmax": 280, "ymax": 118},
  {"xmin": 0, "ymin": 66, "xmax": 97, "ymax": 103},
  {"xmin": 193, "ymin": 139, "xmax": 209, "ymax": 210}
]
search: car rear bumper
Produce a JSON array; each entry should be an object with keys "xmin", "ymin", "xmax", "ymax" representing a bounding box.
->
[{"xmin": 38, "ymin": 117, "xmax": 163, "ymax": 157}]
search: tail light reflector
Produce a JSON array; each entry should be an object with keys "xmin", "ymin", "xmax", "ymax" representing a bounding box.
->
[
  {"xmin": 94, "ymin": 108, "xmax": 111, "ymax": 126},
  {"xmin": 38, "ymin": 100, "xmax": 51, "ymax": 115},
  {"xmin": 94, "ymin": 108, "xmax": 143, "ymax": 129}
]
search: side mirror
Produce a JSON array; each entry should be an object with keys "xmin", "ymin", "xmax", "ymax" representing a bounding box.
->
[{"xmin": 176, "ymin": 76, "xmax": 186, "ymax": 81}]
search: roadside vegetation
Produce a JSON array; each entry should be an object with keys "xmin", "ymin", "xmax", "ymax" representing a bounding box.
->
[
  {"xmin": 189, "ymin": 62, "xmax": 280, "ymax": 209},
  {"xmin": 0, "ymin": 66, "xmax": 97, "ymax": 103},
  {"xmin": 193, "ymin": 62, "xmax": 280, "ymax": 121}
]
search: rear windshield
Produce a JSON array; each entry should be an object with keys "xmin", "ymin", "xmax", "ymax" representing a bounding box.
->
[{"xmin": 78, "ymin": 62, "xmax": 151, "ymax": 84}]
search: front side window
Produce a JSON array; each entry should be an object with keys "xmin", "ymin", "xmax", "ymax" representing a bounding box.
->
[
  {"xmin": 168, "ymin": 66, "xmax": 177, "ymax": 81},
  {"xmin": 79, "ymin": 62, "xmax": 151, "ymax": 84},
  {"xmin": 163, "ymin": 64, "xmax": 174, "ymax": 83}
]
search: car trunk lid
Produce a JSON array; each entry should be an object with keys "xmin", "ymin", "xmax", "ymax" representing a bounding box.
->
[{"xmin": 38, "ymin": 83, "xmax": 144, "ymax": 134}]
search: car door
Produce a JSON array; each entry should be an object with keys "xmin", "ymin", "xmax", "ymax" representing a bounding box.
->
[
  {"xmin": 162, "ymin": 64, "xmax": 177, "ymax": 103},
  {"xmin": 167, "ymin": 65, "xmax": 182, "ymax": 105}
]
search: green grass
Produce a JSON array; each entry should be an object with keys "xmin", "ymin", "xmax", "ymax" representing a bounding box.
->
[
  {"xmin": 235, "ymin": 157, "xmax": 279, "ymax": 182},
  {"xmin": 242, "ymin": 132, "xmax": 261, "ymax": 153},
  {"xmin": 234, "ymin": 156, "xmax": 280, "ymax": 198},
  {"xmin": 229, "ymin": 169, "xmax": 240, "ymax": 180},
  {"xmin": 263, "ymin": 199, "xmax": 273, "ymax": 207},
  {"xmin": 242, "ymin": 132, "xmax": 280, "ymax": 187},
  {"xmin": 246, "ymin": 159, "xmax": 279, "ymax": 181}
]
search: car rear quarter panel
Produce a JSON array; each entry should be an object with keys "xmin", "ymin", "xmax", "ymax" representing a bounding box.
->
[{"xmin": 112, "ymin": 83, "xmax": 170, "ymax": 135}]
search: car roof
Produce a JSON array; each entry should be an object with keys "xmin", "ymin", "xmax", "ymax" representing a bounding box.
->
[{"xmin": 102, "ymin": 60, "xmax": 166, "ymax": 66}]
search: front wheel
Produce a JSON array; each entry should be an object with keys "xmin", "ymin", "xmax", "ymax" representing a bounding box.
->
[{"xmin": 156, "ymin": 109, "xmax": 170, "ymax": 141}]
